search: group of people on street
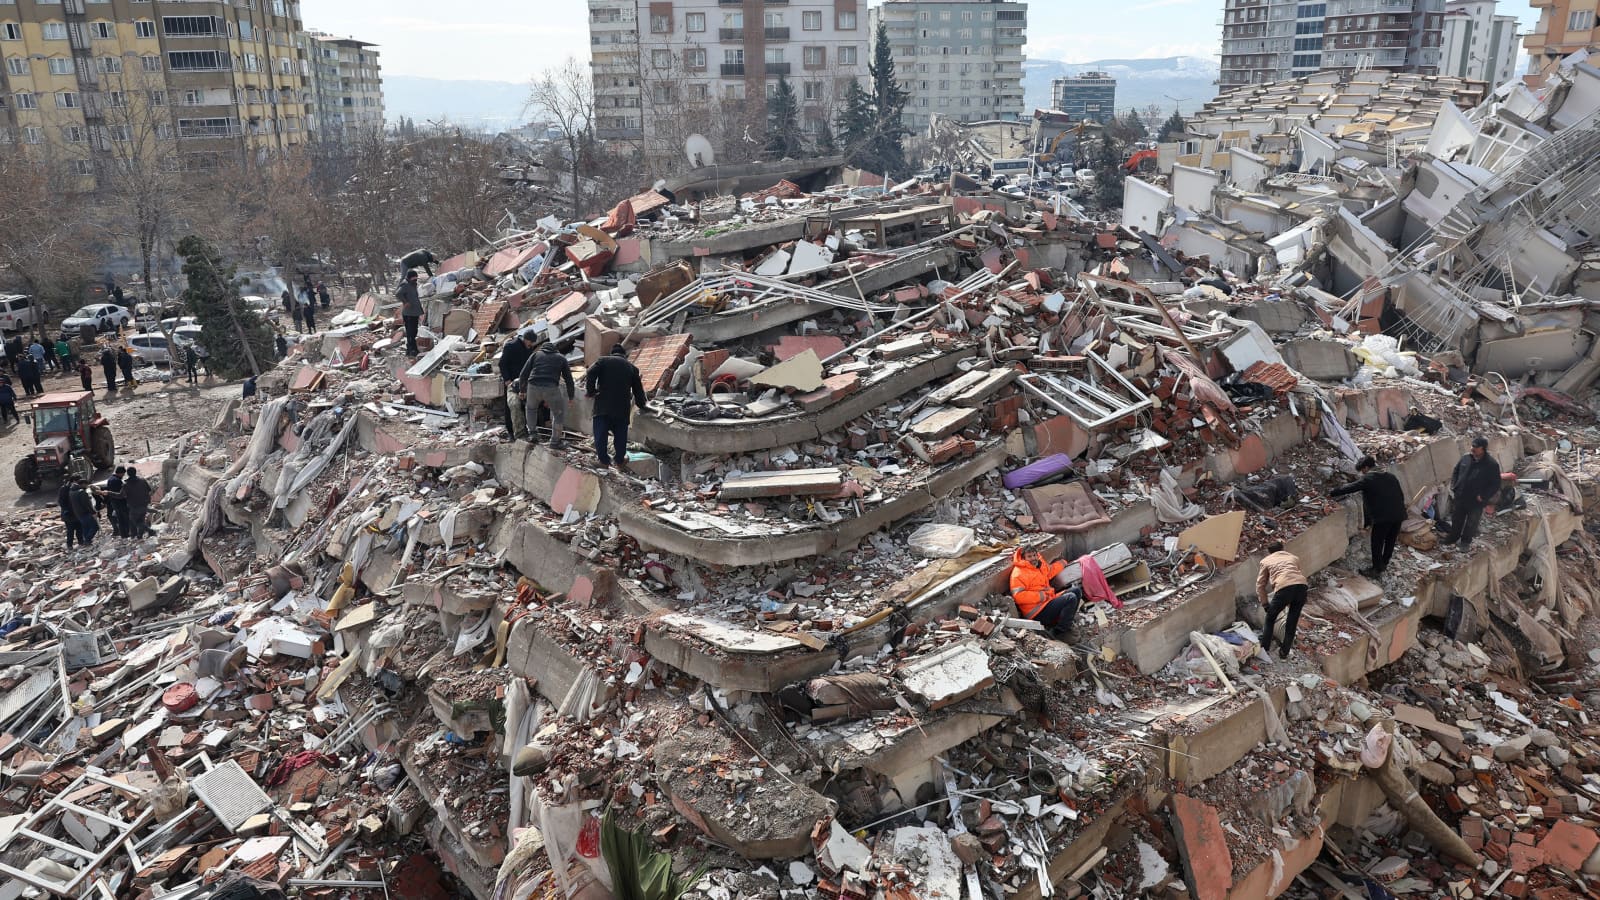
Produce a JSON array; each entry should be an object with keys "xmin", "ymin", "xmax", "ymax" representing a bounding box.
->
[
  {"xmin": 2, "ymin": 334, "xmax": 76, "ymax": 396},
  {"xmin": 98, "ymin": 343, "xmax": 138, "ymax": 391},
  {"xmin": 497, "ymin": 328, "xmax": 651, "ymax": 470},
  {"xmin": 282, "ymin": 276, "xmax": 331, "ymax": 334},
  {"xmin": 57, "ymin": 466, "xmax": 154, "ymax": 549}
]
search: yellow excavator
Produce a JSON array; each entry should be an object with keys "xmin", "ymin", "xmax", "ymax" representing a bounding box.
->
[{"xmin": 1036, "ymin": 121, "xmax": 1087, "ymax": 165}]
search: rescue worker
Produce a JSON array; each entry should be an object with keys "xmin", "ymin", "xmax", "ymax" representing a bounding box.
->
[
  {"xmin": 396, "ymin": 270, "xmax": 422, "ymax": 357},
  {"xmin": 1009, "ymin": 549, "xmax": 1078, "ymax": 638},
  {"xmin": 124, "ymin": 468, "xmax": 153, "ymax": 538},
  {"xmin": 517, "ymin": 340, "xmax": 574, "ymax": 449},
  {"xmin": 400, "ymin": 248, "xmax": 438, "ymax": 279},
  {"xmin": 117, "ymin": 345, "xmax": 136, "ymax": 388},
  {"xmin": 1255, "ymin": 542, "xmax": 1308, "ymax": 659},
  {"xmin": 68, "ymin": 476, "xmax": 98, "ymax": 546},
  {"xmin": 1441, "ymin": 437, "xmax": 1501, "ymax": 550},
  {"xmin": 1330, "ymin": 455, "xmax": 1407, "ymax": 577},
  {"xmin": 584, "ymin": 344, "xmax": 650, "ymax": 470},
  {"xmin": 499, "ymin": 328, "xmax": 538, "ymax": 441},
  {"xmin": 58, "ymin": 477, "xmax": 82, "ymax": 548}
]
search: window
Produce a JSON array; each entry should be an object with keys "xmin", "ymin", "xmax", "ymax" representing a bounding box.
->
[
  {"xmin": 723, "ymin": 12, "xmax": 742, "ymax": 27},
  {"xmin": 1, "ymin": 23, "xmax": 20, "ymax": 40},
  {"xmin": 168, "ymin": 51, "xmax": 227, "ymax": 70},
  {"xmin": 62, "ymin": 125, "xmax": 87, "ymax": 142},
  {"xmin": 803, "ymin": 10, "xmax": 821, "ymax": 30},
  {"xmin": 155, "ymin": 123, "xmax": 172, "ymax": 139},
  {"xmin": 763, "ymin": 12, "xmax": 783, "ymax": 27},
  {"xmin": 5, "ymin": 57, "xmax": 25, "ymax": 75},
  {"xmin": 147, "ymin": 89, "xmax": 165, "ymax": 105},
  {"xmin": 23, "ymin": 126, "xmax": 42, "ymax": 144},
  {"xmin": 1570, "ymin": 10, "xmax": 1596, "ymax": 30},
  {"xmin": 804, "ymin": 46, "xmax": 825, "ymax": 67},
  {"xmin": 650, "ymin": 13, "xmax": 670, "ymax": 33},
  {"xmin": 135, "ymin": 20, "xmax": 155, "ymax": 38},
  {"xmin": 141, "ymin": 55, "xmax": 161, "ymax": 72},
  {"xmin": 15, "ymin": 92, "xmax": 36, "ymax": 108},
  {"xmin": 838, "ymin": 46, "xmax": 857, "ymax": 65},
  {"xmin": 653, "ymin": 84, "xmax": 674, "ymax": 103},
  {"xmin": 243, "ymin": 53, "xmax": 260, "ymax": 72},
  {"xmin": 803, "ymin": 80, "xmax": 824, "ymax": 101},
  {"xmin": 684, "ymin": 47, "xmax": 706, "ymax": 69},
  {"xmin": 651, "ymin": 49, "xmax": 671, "ymax": 67},
  {"xmin": 724, "ymin": 48, "xmax": 743, "ymax": 65},
  {"xmin": 686, "ymin": 12, "xmax": 704, "ymax": 32},
  {"xmin": 48, "ymin": 57, "xmax": 73, "ymax": 74},
  {"xmin": 238, "ymin": 20, "xmax": 252, "ymax": 39},
  {"xmin": 56, "ymin": 91, "xmax": 78, "ymax": 108},
  {"xmin": 89, "ymin": 21, "xmax": 113, "ymax": 39},
  {"xmin": 177, "ymin": 117, "xmax": 236, "ymax": 138},
  {"xmin": 764, "ymin": 47, "xmax": 784, "ymax": 64},
  {"xmin": 106, "ymin": 124, "xmax": 130, "ymax": 142},
  {"xmin": 70, "ymin": 159, "xmax": 94, "ymax": 176},
  {"xmin": 42, "ymin": 22, "xmax": 68, "ymax": 40},
  {"xmin": 163, "ymin": 15, "xmax": 222, "ymax": 36},
  {"xmin": 838, "ymin": 11, "xmax": 856, "ymax": 29},
  {"xmin": 1293, "ymin": 37, "xmax": 1322, "ymax": 50},
  {"xmin": 97, "ymin": 56, "xmax": 122, "ymax": 73},
  {"xmin": 104, "ymin": 90, "xmax": 125, "ymax": 107}
]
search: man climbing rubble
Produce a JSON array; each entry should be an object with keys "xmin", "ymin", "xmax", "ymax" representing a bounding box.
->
[
  {"xmin": 399, "ymin": 248, "xmax": 438, "ymax": 280},
  {"xmin": 1256, "ymin": 541, "xmax": 1308, "ymax": 660},
  {"xmin": 517, "ymin": 339, "xmax": 574, "ymax": 449},
  {"xmin": 1440, "ymin": 437, "xmax": 1501, "ymax": 550},
  {"xmin": 585, "ymin": 344, "xmax": 649, "ymax": 470},
  {"xmin": 396, "ymin": 270, "xmax": 423, "ymax": 358},
  {"xmin": 1330, "ymin": 455, "xmax": 1406, "ymax": 577},
  {"xmin": 1009, "ymin": 548, "xmax": 1080, "ymax": 639},
  {"xmin": 499, "ymin": 328, "xmax": 538, "ymax": 441}
]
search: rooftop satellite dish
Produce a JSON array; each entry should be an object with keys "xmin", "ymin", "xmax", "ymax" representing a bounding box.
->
[{"xmin": 685, "ymin": 134, "xmax": 715, "ymax": 169}]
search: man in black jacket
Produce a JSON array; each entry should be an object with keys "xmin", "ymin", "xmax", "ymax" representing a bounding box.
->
[
  {"xmin": 1442, "ymin": 437, "xmax": 1500, "ymax": 549},
  {"xmin": 517, "ymin": 341, "xmax": 574, "ymax": 448},
  {"xmin": 100, "ymin": 345, "xmax": 118, "ymax": 392},
  {"xmin": 499, "ymin": 329, "xmax": 537, "ymax": 441},
  {"xmin": 1331, "ymin": 455, "xmax": 1407, "ymax": 576},
  {"xmin": 400, "ymin": 249, "xmax": 438, "ymax": 279},
  {"xmin": 585, "ymin": 344, "xmax": 650, "ymax": 470},
  {"xmin": 124, "ymin": 469, "xmax": 154, "ymax": 537},
  {"xmin": 396, "ymin": 271, "xmax": 422, "ymax": 357}
]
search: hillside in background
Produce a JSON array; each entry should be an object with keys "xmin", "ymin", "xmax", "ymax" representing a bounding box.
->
[
  {"xmin": 1023, "ymin": 56, "xmax": 1221, "ymax": 118},
  {"xmin": 384, "ymin": 74, "xmax": 530, "ymax": 132}
]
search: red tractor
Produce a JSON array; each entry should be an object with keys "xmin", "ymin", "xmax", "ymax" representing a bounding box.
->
[{"xmin": 14, "ymin": 391, "xmax": 115, "ymax": 492}]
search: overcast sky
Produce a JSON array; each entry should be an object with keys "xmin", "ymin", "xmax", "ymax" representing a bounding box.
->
[{"xmin": 303, "ymin": 0, "xmax": 1542, "ymax": 84}]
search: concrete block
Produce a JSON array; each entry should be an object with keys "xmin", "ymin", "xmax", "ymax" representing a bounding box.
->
[
  {"xmin": 1281, "ymin": 339, "xmax": 1359, "ymax": 381},
  {"xmin": 1171, "ymin": 793, "xmax": 1232, "ymax": 900}
]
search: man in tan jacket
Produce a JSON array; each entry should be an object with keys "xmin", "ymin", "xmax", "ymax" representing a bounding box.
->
[{"xmin": 1255, "ymin": 541, "xmax": 1309, "ymax": 659}]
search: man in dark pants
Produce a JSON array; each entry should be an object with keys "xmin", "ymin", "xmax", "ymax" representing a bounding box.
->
[
  {"xmin": 1442, "ymin": 437, "xmax": 1501, "ymax": 549},
  {"xmin": 396, "ymin": 270, "xmax": 422, "ymax": 357},
  {"xmin": 585, "ymin": 344, "xmax": 649, "ymax": 470},
  {"xmin": 97, "ymin": 466, "xmax": 129, "ymax": 537},
  {"xmin": 316, "ymin": 281, "xmax": 331, "ymax": 310},
  {"xmin": 100, "ymin": 345, "xmax": 117, "ymax": 391},
  {"xmin": 1331, "ymin": 455, "xmax": 1407, "ymax": 577},
  {"xmin": 517, "ymin": 341, "xmax": 574, "ymax": 448},
  {"xmin": 400, "ymin": 249, "xmax": 438, "ymax": 279},
  {"xmin": 0, "ymin": 377, "xmax": 17, "ymax": 426},
  {"xmin": 15, "ymin": 356, "xmax": 40, "ymax": 397},
  {"xmin": 124, "ymin": 468, "xmax": 153, "ymax": 538},
  {"xmin": 117, "ymin": 345, "xmax": 136, "ymax": 388},
  {"xmin": 68, "ymin": 477, "xmax": 98, "ymax": 546},
  {"xmin": 1255, "ymin": 541, "xmax": 1308, "ymax": 659},
  {"xmin": 59, "ymin": 478, "xmax": 83, "ymax": 548},
  {"xmin": 183, "ymin": 344, "xmax": 200, "ymax": 385},
  {"xmin": 499, "ymin": 329, "xmax": 537, "ymax": 441}
]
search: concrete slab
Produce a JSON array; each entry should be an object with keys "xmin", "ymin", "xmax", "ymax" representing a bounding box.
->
[{"xmin": 1172, "ymin": 793, "xmax": 1233, "ymax": 900}]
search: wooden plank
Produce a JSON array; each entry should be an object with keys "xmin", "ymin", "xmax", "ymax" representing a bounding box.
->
[
  {"xmin": 1391, "ymin": 703, "xmax": 1465, "ymax": 742},
  {"xmin": 951, "ymin": 368, "xmax": 1018, "ymax": 407},
  {"xmin": 909, "ymin": 406, "xmax": 979, "ymax": 441},
  {"xmin": 717, "ymin": 468, "xmax": 842, "ymax": 500}
]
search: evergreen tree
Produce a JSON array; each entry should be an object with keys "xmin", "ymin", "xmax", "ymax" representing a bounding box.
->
[
  {"xmin": 765, "ymin": 76, "xmax": 805, "ymax": 159},
  {"xmin": 867, "ymin": 21, "xmax": 910, "ymax": 177},
  {"xmin": 1092, "ymin": 133, "xmax": 1126, "ymax": 211},
  {"xmin": 816, "ymin": 119, "xmax": 837, "ymax": 154},
  {"xmin": 1123, "ymin": 109, "xmax": 1147, "ymax": 141},
  {"xmin": 835, "ymin": 79, "xmax": 877, "ymax": 168},
  {"xmin": 177, "ymin": 235, "xmax": 274, "ymax": 379},
  {"xmin": 1159, "ymin": 110, "xmax": 1188, "ymax": 143}
]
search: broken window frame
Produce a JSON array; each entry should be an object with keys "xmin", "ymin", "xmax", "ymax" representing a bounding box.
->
[{"xmin": 1018, "ymin": 351, "xmax": 1153, "ymax": 431}]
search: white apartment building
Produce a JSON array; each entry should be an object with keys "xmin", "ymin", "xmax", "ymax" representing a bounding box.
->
[
  {"xmin": 1220, "ymin": 0, "xmax": 1444, "ymax": 87},
  {"xmin": 1440, "ymin": 0, "xmax": 1519, "ymax": 86},
  {"xmin": 872, "ymin": 0, "xmax": 1027, "ymax": 132},
  {"xmin": 587, "ymin": 0, "xmax": 869, "ymax": 158},
  {"xmin": 306, "ymin": 33, "xmax": 385, "ymax": 144}
]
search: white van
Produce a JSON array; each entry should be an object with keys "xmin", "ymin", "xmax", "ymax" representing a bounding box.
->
[{"xmin": 0, "ymin": 295, "xmax": 38, "ymax": 333}]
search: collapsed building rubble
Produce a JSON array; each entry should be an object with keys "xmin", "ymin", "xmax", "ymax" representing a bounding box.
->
[{"xmin": 6, "ymin": 52, "xmax": 1600, "ymax": 900}]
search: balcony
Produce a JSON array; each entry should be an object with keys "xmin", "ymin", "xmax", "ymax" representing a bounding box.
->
[
  {"xmin": 721, "ymin": 63, "xmax": 746, "ymax": 76},
  {"xmin": 765, "ymin": 62, "xmax": 791, "ymax": 75},
  {"xmin": 765, "ymin": 27, "xmax": 789, "ymax": 41},
  {"xmin": 720, "ymin": 28, "xmax": 744, "ymax": 41}
]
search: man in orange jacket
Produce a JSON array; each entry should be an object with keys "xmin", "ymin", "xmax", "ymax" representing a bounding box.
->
[{"xmin": 1010, "ymin": 549, "xmax": 1080, "ymax": 638}]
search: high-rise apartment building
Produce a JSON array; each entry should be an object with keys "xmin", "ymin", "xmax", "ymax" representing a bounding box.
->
[
  {"xmin": 1220, "ymin": 0, "xmax": 1443, "ymax": 87},
  {"xmin": 588, "ymin": 0, "xmax": 868, "ymax": 157},
  {"xmin": 872, "ymin": 0, "xmax": 1027, "ymax": 132},
  {"xmin": 1051, "ymin": 71, "xmax": 1115, "ymax": 122},
  {"xmin": 306, "ymin": 32, "xmax": 384, "ymax": 145},
  {"xmin": 1439, "ymin": 0, "xmax": 1518, "ymax": 86},
  {"xmin": 0, "ymin": 0, "xmax": 319, "ymax": 175},
  {"xmin": 1524, "ymin": 0, "xmax": 1599, "ymax": 75}
]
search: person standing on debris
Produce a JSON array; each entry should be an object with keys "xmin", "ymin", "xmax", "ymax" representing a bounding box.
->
[
  {"xmin": 316, "ymin": 281, "xmax": 331, "ymax": 310},
  {"xmin": 301, "ymin": 292, "xmax": 317, "ymax": 333},
  {"xmin": 117, "ymin": 345, "xmax": 136, "ymax": 388},
  {"xmin": 585, "ymin": 344, "xmax": 649, "ymax": 470},
  {"xmin": 243, "ymin": 376, "xmax": 257, "ymax": 399},
  {"xmin": 281, "ymin": 288, "xmax": 295, "ymax": 318},
  {"xmin": 1009, "ymin": 548, "xmax": 1077, "ymax": 638},
  {"xmin": 400, "ymin": 248, "xmax": 438, "ymax": 279},
  {"xmin": 275, "ymin": 331, "xmax": 288, "ymax": 361},
  {"xmin": 4, "ymin": 333, "xmax": 22, "ymax": 372},
  {"xmin": 1331, "ymin": 455, "xmax": 1407, "ymax": 578},
  {"xmin": 77, "ymin": 358, "xmax": 93, "ymax": 392},
  {"xmin": 183, "ymin": 343, "xmax": 200, "ymax": 385},
  {"xmin": 0, "ymin": 377, "xmax": 17, "ymax": 426},
  {"xmin": 124, "ymin": 468, "xmax": 153, "ymax": 538},
  {"xmin": 1256, "ymin": 542, "xmax": 1309, "ymax": 660},
  {"xmin": 58, "ymin": 477, "xmax": 83, "ymax": 548},
  {"xmin": 55, "ymin": 336, "xmax": 73, "ymax": 372},
  {"xmin": 15, "ymin": 355, "xmax": 41, "ymax": 397},
  {"xmin": 99, "ymin": 344, "xmax": 117, "ymax": 392},
  {"xmin": 1441, "ymin": 437, "xmax": 1501, "ymax": 550},
  {"xmin": 499, "ymin": 329, "xmax": 538, "ymax": 441},
  {"xmin": 396, "ymin": 270, "xmax": 423, "ymax": 357},
  {"xmin": 68, "ymin": 476, "xmax": 99, "ymax": 546},
  {"xmin": 97, "ymin": 466, "xmax": 129, "ymax": 538},
  {"xmin": 518, "ymin": 340, "xmax": 575, "ymax": 448}
]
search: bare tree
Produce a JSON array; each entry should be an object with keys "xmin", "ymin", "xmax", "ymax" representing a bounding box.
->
[
  {"xmin": 0, "ymin": 151, "xmax": 97, "ymax": 326},
  {"xmin": 87, "ymin": 67, "xmax": 184, "ymax": 306},
  {"xmin": 529, "ymin": 58, "xmax": 595, "ymax": 220},
  {"xmin": 409, "ymin": 131, "xmax": 520, "ymax": 251}
]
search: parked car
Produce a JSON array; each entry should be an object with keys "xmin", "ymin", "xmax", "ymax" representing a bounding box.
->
[
  {"xmin": 127, "ymin": 333, "xmax": 172, "ymax": 365},
  {"xmin": 0, "ymin": 295, "xmax": 38, "ymax": 333},
  {"xmin": 172, "ymin": 325, "xmax": 205, "ymax": 349},
  {"xmin": 62, "ymin": 304, "xmax": 133, "ymax": 334}
]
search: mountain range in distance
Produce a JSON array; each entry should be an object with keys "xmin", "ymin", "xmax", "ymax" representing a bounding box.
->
[{"xmin": 382, "ymin": 56, "xmax": 1222, "ymax": 132}]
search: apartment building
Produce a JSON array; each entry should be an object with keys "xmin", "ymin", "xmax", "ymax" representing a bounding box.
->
[
  {"xmin": 0, "ymin": 0, "xmax": 319, "ymax": 182},
  {"xmin": 1220, "ymin": 0, "xmax": 1443, "ymax": 87},
  {"xmin": 1524, "ymin": 0, "xmax": 1599, "ymax": 75},
  {"xmin": 588, "ymin": 0, "xmax": 868, "ymax": 157},
  {"xmin": 306, "ymin": 32, "xmax": 383, "ymax": 145},
  {"xmin": 1439, "ymin": 0, "xmax": 1518, "ymax": 85},
  {"xmin": 872, "ymin": 0, "xmax": 1027, "ymax": 132},
  {"xmin": 1051, "ymin": 71, "xmax": 1115, "ymax": 123}
]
